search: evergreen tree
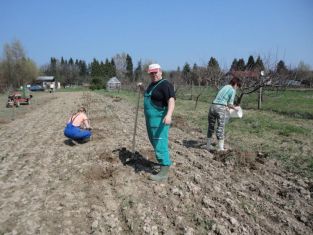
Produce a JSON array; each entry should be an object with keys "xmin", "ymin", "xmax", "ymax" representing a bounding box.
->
[
  {"xmin": 207, "ymin": 57, "xmax": 220, "ymax": 72},
  {"xmin": 103, "ymin": 58, "xmax": 116, "ymax": 79},
  {"xmin": 246, "ymin": 55, "xmax": 255, "ymax": 70},
  {"xmin": 100, "ymin": 61, "xmax": 105, "ymax": 77},
  {"xmin": 87, "ymin": 63, "xmax": 92, "ymax": 76},
  {"xmin": 254, "ymin": 56, "xmax": 265, "ymax": 71},
  {"xmin": 191, "ymin": 63, "xmax": 199, "ymax": 85},
  {"xmin": 102, "ymin": 59, "xmax": 109, "ymax": 78},
  {"xmin": 79, "ymin": 60, "xmax": 87, "ymax": 76},
  {"xmin": 276, "ymin": 60, "xmax": 288, "ymax": 74},
  {"xmin": 182, "ymin": 62, "xmax": 191, "ymax": 83},
  {"xmin": 91, "ymin": 58, "xmax": 100, "ymax": 77},
  {"xmin": 192, "ymin": 63, "xmax": 198, "ymax": 71},
  {"xmin": 50, "ymin": 57, "xmax": 57, "ymax": 76},
  {"xmin": 68, "ymin": 58, "xmax": 74, "ymax": 65},
  {"xmin": 207, "ymin": 57, "xmax": 222, "ymax": 88},
  {"xmin": 134, "ymin": 60, "xmax": 142, "ymax": 81},
  {"xmin": 237, "ymin": 58, "xmax": 245, "ymax": 71},
  {"xmin": 230, "ymin": 59, "xmax": 238, "ymax": 71},
  {"xmin": 126, "ymin": 54, "xmax": 133, "ymax": 81},
  {"xmin": 110, "ymin": 58, "xmax": 117, "ymax": 77}
]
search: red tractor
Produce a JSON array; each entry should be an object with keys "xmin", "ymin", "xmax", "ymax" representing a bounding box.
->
[{"xmin": 6, "ymin": 92, "xmax": 32, "ymax": 108}]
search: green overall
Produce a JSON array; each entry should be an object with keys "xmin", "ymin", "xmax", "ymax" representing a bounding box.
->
[{"xmin": 144, "ymin": 80, "xmax": 172, "ymax": 166}]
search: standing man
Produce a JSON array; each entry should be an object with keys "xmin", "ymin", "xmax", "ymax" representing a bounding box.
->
[
  {"xmin": 142, "ymin": 63, "xmax": 175, "ymax": 181},
  {"xmin": 207, "ymin": 77, "xmax": 241, "ymax": 151}
]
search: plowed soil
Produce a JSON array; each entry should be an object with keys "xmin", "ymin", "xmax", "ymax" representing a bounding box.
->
[{"xmin": 0, "ymin": 91, "xmax": 312, "ymax": 235}]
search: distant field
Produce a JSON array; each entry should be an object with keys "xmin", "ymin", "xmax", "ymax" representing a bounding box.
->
[
  {"xmin": 240, "ymin": 89, "xmax": 313, "ymax": 119},
  {"xmin": 175, "ymin": 86, "xmax": 313, "ymax": 119}
]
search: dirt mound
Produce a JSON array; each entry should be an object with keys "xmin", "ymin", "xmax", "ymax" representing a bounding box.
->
[
  {"xmin": 0, "ymin": 118, "xmax": 10, "ymax": 124},
  {"xmin": 0, "ymin": 91, "xmax": 312, "ymax": 234}
]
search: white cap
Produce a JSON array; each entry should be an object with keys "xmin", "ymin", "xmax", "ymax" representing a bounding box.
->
[{"xmin": 148, "ymin": 63, "xmax": 161, "ymax": 73}]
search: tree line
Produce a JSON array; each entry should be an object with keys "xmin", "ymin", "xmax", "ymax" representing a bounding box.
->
[{"xmin": 0, "ymin": 39, "xmax": 312, "ymax": 93}]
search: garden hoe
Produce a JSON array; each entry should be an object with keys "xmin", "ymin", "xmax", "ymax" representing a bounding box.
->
[{"xmin": 126, "ymin": 87, "xmax": 141, "ymax": 163}]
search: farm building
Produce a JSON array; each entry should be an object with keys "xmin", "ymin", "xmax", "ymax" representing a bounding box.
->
[
  {"xmin": 36, "ymin": 76, "xmax": 61, "ymax": 90},
  {"xmin": 107, "ymin": 77, "xmax": 121, "ymax": 91}
]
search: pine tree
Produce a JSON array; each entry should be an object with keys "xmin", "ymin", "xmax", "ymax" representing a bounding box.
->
[
  {"xmin": 50, "ymin": 57, "xmax": 57, "ymax": 76},
  {"xmin": 192, "ymin": 63, "xmax": 198, "ymax": 71},
  {"xmin": 276, "ymin": 60, "xmax": 288, "ymax": 74},
  {"xmin": 91, "ymin": 58, "xmax": 100, "ymax": 77},
  {"xmin": 246, "ymin": 55, "xmax": 255, "ymax": 70},
  {"xmin": 100, "ymin": 61, "xmax": 105, "ymax": 77},
  {"xmin": 126, "ymin": 54, "xmax": 133, "ymax": 81},
  {"xmin": 182, "ymin": 63, "xmax": 191, "ymax": 83},
  {"xmin": 134, "ymin": 60, "xmax": 142, "ymax": 81},
  {"xmin": 230, "ymin": 59, "xmax": 238, "ymax": 71},
  {"xmin": 191, "ymin": 63, "xmax": 199, "ymax": 85},
  {"xmin": 79, "ymin": 60, "xmax": 87, "ymax": 76},
  {"xmin": 207, "ymin": 57, "xmax": 220, "ymax": 72},
  {"xmin": 110, "ymin": 58, "xmax": 116, "ymax": 77},
  {"xmin": 254, "ymin": 56, "xmax": 265, "ymax": 71},
  {"xmin": 237, "ymin": 58, "xmax": 245, "ymax": 71}
]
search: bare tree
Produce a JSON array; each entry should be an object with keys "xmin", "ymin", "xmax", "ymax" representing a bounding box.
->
[
  {"xmin": 0, "ymin": 62, "xmax": 6, "ymax": 92},
  {"xmin": 113, "ymin": 53, "xmax": 128, "ymax": 80},
  {"xmin": 1, "ymin": 40, "xmax": 38, "ymax": 90},
  {"xmin": 232, "ymin": 70, "xmax": 270, "ymax": 106},
  {"xmin": 193, "ymin": 84, "xmax": 208, "ymax": 110},
  {"xmin": 233, "ymin": 55, "xmax": 299, "ymax": 108},
  {"xmin": 206, "ymin": 68, "xmax": 225, "ymax": 89},
  {"xmin": 296, "ymin": 61, "xmax": 312, "ymax": 87}
]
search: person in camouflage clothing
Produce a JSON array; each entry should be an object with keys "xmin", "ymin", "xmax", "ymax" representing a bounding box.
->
[{"xmin": 207, "ymin": 77, "xmax": 241, "ymax": 151}]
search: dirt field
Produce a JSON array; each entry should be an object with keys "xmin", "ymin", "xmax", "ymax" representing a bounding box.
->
[{"xmin": 0, "ymin": 91, "xmax": 312, "ymax": 235}]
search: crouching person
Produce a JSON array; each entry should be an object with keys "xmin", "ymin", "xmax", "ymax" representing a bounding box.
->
[{"xmin": 64, "ymin": 106, "xmax": 92, "ymax": 143}]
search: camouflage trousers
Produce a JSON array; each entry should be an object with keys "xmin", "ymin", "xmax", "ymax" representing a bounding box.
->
[{"xmin": 207, "ymin": 104, "xmax": 227, "ymax": 140}]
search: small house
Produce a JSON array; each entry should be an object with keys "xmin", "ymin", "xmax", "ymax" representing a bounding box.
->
[
  {"xmin": 36, "ymin": 76, "xmax": 60, "ymax": 90},
  {"xmin": 107, "ymin": 77, "xmax": 121, "ymax": 91}
]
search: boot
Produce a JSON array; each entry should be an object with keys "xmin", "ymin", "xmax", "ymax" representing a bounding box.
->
[
  {"xmin": 149, "ymin": 166, "xmax": 169, "ymax": 182},
  {"xmin": 206, "ymin": 138, "xmax": 212, "ymax": 151},
  {"xmin": 218, "ymin": 139, "xmax": 225, "ymax": 151}
]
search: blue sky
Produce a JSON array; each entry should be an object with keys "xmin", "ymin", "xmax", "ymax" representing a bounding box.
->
[{"xmin": 1, "ymin": 0, "xmax": 313, "ymax": 70}]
